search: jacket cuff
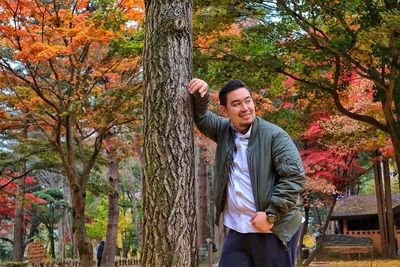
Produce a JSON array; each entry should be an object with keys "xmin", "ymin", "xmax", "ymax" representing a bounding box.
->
[{"xmin": 265, "ymin": 207, "xmax": 280, "ymax": 221}]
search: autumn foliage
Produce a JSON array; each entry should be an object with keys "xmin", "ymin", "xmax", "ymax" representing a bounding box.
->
[{"xmin": 0, "ymin": 175, "xmax": 45, "ymax": 239}]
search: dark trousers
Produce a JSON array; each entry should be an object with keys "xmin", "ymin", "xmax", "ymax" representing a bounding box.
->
[{"xmin": 219, "ymin": 225, "xmax": 302, "ymax": 267}]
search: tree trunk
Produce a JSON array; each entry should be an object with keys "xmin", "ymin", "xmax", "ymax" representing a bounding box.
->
[
  {"xmin": 124, "ymin": 162, "xmax": 141, "ymax": 249},
  {"xmin": 197, "ymin": 143, "xmax": 208, "ymax": 247},
  {"xmin": 70, "ymin": 209, "xmax": 78, "ymax": 259},
  {"xmin": 102, "ymin": 131, "xmax": 120, "ymax": 267},
  {"xmin": 58, "ymin": 216, "xmax": 66, "ymax": 259},
  {"xmin": 60, "ymin": 117, "xmax": 96, "ymax": 266},
  {"xmin": 373, "ymin": 153, "xmax": 388, "ymax": 257},
  {"xmin": 69, "ymin": 180, "xmax": 93, "ymax": 266},
  {"xmin": 142, "ymin": 0, "xmax": 197, "ymax": 266},
  {"xmin": 297, "ymin": 204, "xmax": 309, "ymax": 266},
  {"xmin": 303, "ymin": 196, "xmax": 337, "ymax": 266},
  {"xmin": 59, "ymin": 175, "xmax": 75, "ymax": 259},
  {"xmin": 208, "ymin": 168, "xmax": 215, "ymax": 243},
  {"xmin": 48, "ymin": 225, "xmax": 56, "ymax": 259},
  {"xmin": 383, "ymin": 157, "xmax": 397, "ymax": 258},
  {"xmin": 12, "ymin": 176, "xmax": 25, "ymax": 262}
]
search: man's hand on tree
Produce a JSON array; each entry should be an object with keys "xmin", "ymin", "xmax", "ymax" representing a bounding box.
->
[{"xmin": 188, "ymin": 78, "xmax": 208, "ymax": 98}]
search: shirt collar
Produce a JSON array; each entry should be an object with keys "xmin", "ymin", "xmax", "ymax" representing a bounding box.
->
[{"xmin": 232, "ymin": 125, "xmax": 252, "ymax": 140}]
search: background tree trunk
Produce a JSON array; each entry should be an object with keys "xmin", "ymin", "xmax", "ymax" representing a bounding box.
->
[
  {"xmin": 303, "ymin": 196, "xmax": 337, "ymax": 266},
  {"xmin": 142, "ymin": 0, "xmax": 197, "ymax": 266},
  {"xmin": 58, "ymin": 216, "xmax": 66, "ymax": 259},
  {"xmin": 71, "ymin": 213, "xmax": 78, "ymax": 259},
  {"xmin": 197, "ymin": 143, "xmax": 208, "ymax": 248},
  {"xmin": 382, "ymin": 158, "xmax": 397, "ymax": 258},
  {"xmin": 124, "ymin": 162, "xmax": 141, "ymax": 249},
  {"xmin": 69, "ymin": 180, "xmax": 93, "ymax": 266},
  {"xmin": 102, "ymin": 131, "xmax": 120, "ymax": 267},
  {"xmin": 61, "ymin": 116, "xmax": 102, "ymax": 266},
  {"xmin": 373, "ymin": 153, "xmax": 388, "ymax": 257},
  {"xmin": 12, "ymin": 175, "xmax": 25, "ymax": 262},
  {"xmin": 48, "ymin": 225, "xmax": 56, "ymax": 259},
  {"xmin": 13, "ymin": 141, "xmax": 27, "ymax": 261},
  {"xmin": 60, "ymin": 174, "xmax": 69, "ymax": 259},
  {"xmin": 297, "ymin": 203, "xmax": 310, "ymax": 266},
  {"xmin": 208, "ymin": 168, "xmax": 215, "ymax": 244}
]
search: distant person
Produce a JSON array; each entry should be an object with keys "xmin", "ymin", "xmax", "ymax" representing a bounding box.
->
[
  {"xmin": 97, "ymin": 240, "xmax": 105, "ymax": 267},
  {"xmin": 188, "ymin": 78, "xmax": 306, "ymax": 267}
]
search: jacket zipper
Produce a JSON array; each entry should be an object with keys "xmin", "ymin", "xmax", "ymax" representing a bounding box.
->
[{"xmin": 247, "ymin": 141, "xmax": 288, "ymax": 251}]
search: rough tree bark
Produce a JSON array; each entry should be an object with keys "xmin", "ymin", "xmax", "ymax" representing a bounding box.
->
[
  {"xmin": 102, "ymin": 131, "xmax": 120, "ymax": 267},
  {"xmin": 142, "ymin": 0, "xmax": 197, "ymax": 266}
]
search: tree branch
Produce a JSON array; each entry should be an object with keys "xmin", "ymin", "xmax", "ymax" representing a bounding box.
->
[
  {"xmin": 277, "ymin": 0, "xmax": 387, "ymax": 91},
  {"xmin": 278, "ymin": 64, "xmax": 389, "ymax": 133},
  {"xmin": 0, "ymin": 170, "xmax": 31, "ymax": 191}
]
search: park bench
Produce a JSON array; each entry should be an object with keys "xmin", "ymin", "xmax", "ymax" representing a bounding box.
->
[
  {"xmin": 317, "ymin": 234, "xmax": 374, "ymax": 260},
  {"xmin": 322, "ymin": 244, "xmax": 373, "ymax": 260}
]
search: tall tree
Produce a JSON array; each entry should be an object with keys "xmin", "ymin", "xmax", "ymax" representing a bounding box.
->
[
  {"xmin": 0, "ymin": 0, "xmax": 143, "ymax": 264},
  {"xmin": 273, "ymin": 0, "xmax": 400, "ymax": 180},
  {"xmin": 142, "ymin": 0, "xmax": 197, "ymax": 266},
  {"xmin": 102, "ymin": 130, "xmax": 119, "ymax": 267}
]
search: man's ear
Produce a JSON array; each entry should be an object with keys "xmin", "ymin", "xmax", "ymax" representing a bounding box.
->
[{"xmin": 220, "ymin": 105, "xmax": 228, "ymax": 117}]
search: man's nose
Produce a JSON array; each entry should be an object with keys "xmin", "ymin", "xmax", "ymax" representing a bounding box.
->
[{"xmin": 240, "ymin": 103, "xmax": 249, "ymax": 110}]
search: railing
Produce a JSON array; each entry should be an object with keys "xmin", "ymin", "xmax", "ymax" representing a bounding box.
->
[{"xmin": 0, "ymin": 258, "xmax": 140, "ymax": 267}]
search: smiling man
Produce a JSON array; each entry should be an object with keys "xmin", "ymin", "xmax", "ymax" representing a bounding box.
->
[{"xmin": 188, "ymin": 78, "xmax": 306, "ymax": 267}]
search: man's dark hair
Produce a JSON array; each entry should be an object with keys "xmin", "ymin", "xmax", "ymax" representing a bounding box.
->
[{"xmin": 218, "ymin": 79, "xmax": 250, "ymax": 107}]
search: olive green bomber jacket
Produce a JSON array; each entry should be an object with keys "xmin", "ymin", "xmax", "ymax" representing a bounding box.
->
[{"xmin": 193, "ymin": 91, "xmax": 306, "ymax": 245}]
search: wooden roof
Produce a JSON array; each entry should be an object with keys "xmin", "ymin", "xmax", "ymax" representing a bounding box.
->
[{"xmin": 331, "ymin": 193, "xmax": 400, "ymax": 220}]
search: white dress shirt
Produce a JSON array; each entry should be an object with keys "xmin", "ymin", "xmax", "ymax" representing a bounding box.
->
[{"xmin": 223, "ymin": 126, "xmax": 263, "ymax": 233}]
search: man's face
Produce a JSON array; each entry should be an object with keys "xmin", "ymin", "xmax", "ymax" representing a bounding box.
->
[{"xmin": 221, "ymin": 87, "xmax": 256, "ymax": 133}]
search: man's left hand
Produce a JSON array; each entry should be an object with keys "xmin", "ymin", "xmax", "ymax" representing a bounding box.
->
[{"xmin": 250, "ymin": 212, "xmax": 274, "ymax": 232}]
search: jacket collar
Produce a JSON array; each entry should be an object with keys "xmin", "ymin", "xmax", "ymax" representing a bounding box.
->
[{"xmin": 228, "ymin": 116, "xmax": 260, "ymax": 146}]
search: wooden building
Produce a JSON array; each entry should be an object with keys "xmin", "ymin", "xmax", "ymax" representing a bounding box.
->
[{"xmin": 330, "ymin": 193, "xmax": 400, "ymax": 254}]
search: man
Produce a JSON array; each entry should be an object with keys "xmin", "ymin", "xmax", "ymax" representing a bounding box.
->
[{"xmin": 188, "ymin": 78, "xmax": 306, "ymax": 267}]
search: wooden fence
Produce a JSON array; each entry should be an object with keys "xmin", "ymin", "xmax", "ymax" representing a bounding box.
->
[{"xmin": 0, "ymin": 258, "xmax": 140, "ymax": 267}]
